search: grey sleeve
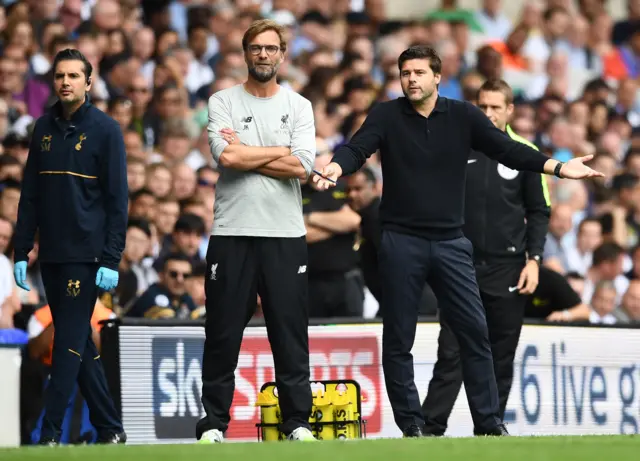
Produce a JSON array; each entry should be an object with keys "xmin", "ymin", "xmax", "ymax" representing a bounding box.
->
[
  {"xmin": 207, "ymin": 94, "xmax": 232, "ymax": 163},
  {"xmin": 290, "ymin": 99, "xmax": 316, "ymax": 178}
]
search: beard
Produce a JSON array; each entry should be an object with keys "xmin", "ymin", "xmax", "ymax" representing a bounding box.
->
[
  {"xmin": 248, "ymin": 63, "xmax": 278, "ymax": 83},
  {"xmin": 402, "ymin": 85, "xmax": 434, "ymax": 104}
]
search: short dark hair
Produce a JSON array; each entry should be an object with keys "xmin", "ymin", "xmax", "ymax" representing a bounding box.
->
[
  {"xmin": 173, "ymin": 213, "xmax": 205, "ymax": 235},
  {"xmin": 52, "ymin": 48, "xmax": 93, "ymax": 84},
  {"xmin": 611, "ymin": 172, "xmax": 639, "ymax": 191},
  {"xmin": 592, "ymin": 242, "xmax": 624, "ymax": 266},
  {"xmin": 127, "ymin": 217, "xmax": 152, "ymax": 238},
  {"xmin": 107, "ymin": 96, "xmax": 132, "ymax": 112},
  {"xmin": 356, "ymin": 167, "xmax": 377, "ymax": 185},
  {"xmin": 577, "ymin": 216, "xmax": 601, "ymax": 234},
  {"xmin": 397, "ymin": 45, "xmax": 442, "ymax": 75},
  {"xmin": 130, "ymin": 188, "xmax": 154, "ymax": 201},
  {"xmin": 163, "ymin": 252, "xmax": 192, "ymax": 269},
  {"xmin": 478, "ymin": 79, "xmax": 514, "ymax": 105}
]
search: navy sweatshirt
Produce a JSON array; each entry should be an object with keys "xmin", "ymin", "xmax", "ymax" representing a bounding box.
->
[
  {"xmin": 331, "ymin": 96, "xmax": 550, "ymax": 240},
  {"xmin": 13, "ymin": 98, "xmax": 128, "ymax": 270}
]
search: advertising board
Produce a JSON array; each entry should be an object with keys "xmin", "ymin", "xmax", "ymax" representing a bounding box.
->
[{"xmin": 116, "ymin": 323, "xmax": 640, "ymax": 443}]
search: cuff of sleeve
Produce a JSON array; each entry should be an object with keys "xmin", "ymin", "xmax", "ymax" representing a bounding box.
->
[
  {"xmin": 13, "ymin": 251, "xmax": 28, "ymax": 263},
  {"xmin": 100, "ymin": 260, "xmax": 119, "ymax": 271}
]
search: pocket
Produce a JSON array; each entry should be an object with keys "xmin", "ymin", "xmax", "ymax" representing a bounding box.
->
[{"xmin": 459, "ymin": 236, "xmax": 474, "ymax": 258}]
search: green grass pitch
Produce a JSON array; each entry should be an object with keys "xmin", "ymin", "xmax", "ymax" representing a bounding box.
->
[{"xmin": 1, "ymin": 436, "xmax": 639, "ymax": 461}]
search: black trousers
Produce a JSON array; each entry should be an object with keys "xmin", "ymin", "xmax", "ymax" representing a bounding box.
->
[
  {"xmin": 422, "ymin": 262, "xmax": 526, "ymax": 435},
  {"xmin": 378, "ymin": 231, "xmax": 501, "ymax": 433},
  {"xmin": 39, "ymin": 263, "xmax": 122, "ymax": 442},
  {"xmin": 197, "ymin": 236, "xmax": 313, "ymax": 438},
  {"xmin": 308, "ymin": 269, "xmax": 364, "ymax": 318}
]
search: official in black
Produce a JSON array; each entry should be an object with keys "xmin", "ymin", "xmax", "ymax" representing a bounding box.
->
[
  {"xmin": 12, "ymin": 49, "xmax": 128, "ymax": 445},
  {"xmin": 313, "ymin": 45, "xmax": 603, "ymax": 437},
  {"xmin": 421, "ymin": 79, "xmax": 551, "ymax": 435}
]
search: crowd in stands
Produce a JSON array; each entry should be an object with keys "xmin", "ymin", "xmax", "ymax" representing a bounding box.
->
[{"xmin": 0, "ymin": 0, "xmax": 638, "ymax": 343}]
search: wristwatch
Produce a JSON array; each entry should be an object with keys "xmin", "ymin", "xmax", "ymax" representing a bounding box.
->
[
  {"xmin": 554, "ymin": 162, "xmax": 564, "ymax": 178},
  {"xmin": 529, "ymin": 255, "xmax": 541, "ymax": 266}
]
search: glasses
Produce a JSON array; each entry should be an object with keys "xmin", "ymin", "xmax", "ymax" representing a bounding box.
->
[
  {"xmin": 168, "ymin": 270, "xmax": 191, "ymax": 280},
  {"xmin": 247, "ymin": 45, "xmax": 280, "ymax": 56},
  {"xmin": 198, "ymin": 178, "xmax": 216, "ymax": 188}
]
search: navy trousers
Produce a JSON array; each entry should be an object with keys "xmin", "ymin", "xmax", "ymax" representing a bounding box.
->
[
  {"xmin": 377, "ymin": 230, "xmax": 501, "ymax": 433},
  {"xmin": 39, "ymin": 263, "xmax": 122, "ymax": 442},
  {"xmin": 422, "ymin": 262, "xmax": 527, "ymax": 434}
]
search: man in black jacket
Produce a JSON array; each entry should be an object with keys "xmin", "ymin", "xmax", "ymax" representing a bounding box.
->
[
  {"xmin": 313, "ymin": 46, "xmax": 601, "ymax": 437},
  {"xmin": 421, "ymin": 79, "xmax": 551, "ymax": 435},
  {"xmin": 13, "ymin": 49, "xmax": 128, "ymax": 445}
]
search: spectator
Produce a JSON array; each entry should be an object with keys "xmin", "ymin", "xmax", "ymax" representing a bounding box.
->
[
  {"xmin": 543, "ymin": 202, "xmax": 575, "ymax": 272},
  {"xmin": 154, "ymin": 212, "xmax": 205, "ymax": 272},
  {"xmin": 0, "ymin": 178, "xmax": 21, "ymax": 223},
  {"xmin": 588, "ymin": 280, "xmax": 618, "ymax": 324},
  {"xmin": 564, "ymin": 217, "xmax": 603, "ymax": 275},
  {"xmin": 115, "ymin": 218, "xmax": 157, "ymax": 312},
  {"xmin": 582, "ymin": 242, "xmax": 628, "ymax": 304},
  {"xmin": 302, "ymin": 142, "xmax": 362, "ymax": 318},
  {"xmin": 614, "ymin": 279, "xmax": 640, "ymax": 323},
  {"xmin": 125, "ymin": 252, "xmax": 197, "ymax": 319}
]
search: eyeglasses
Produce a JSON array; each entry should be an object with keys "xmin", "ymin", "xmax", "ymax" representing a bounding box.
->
[
  {"xmin": 168, "ymin": 270, "xmax": 191, "ymax": 280},
  {"xmin": 247, "ymin": 45, "xmax": 280, "ymax": 56},
  {"xmin": 198, "ymin": 178, "xmax": 216, "ymax": 188}
]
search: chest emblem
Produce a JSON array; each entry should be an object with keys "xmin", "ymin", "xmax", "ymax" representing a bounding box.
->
[
  {"xmin": 280, "ymin": 114, "xmax": 289, "ymax": 129},
  {"xmin": 498, "ymin": 163, "xmax": 519, "ymax": 180},
  {"xmin": 41, "ymin": 134, "xmax": 52, "ymax": 152},
  {"xmin": 75, "ymin": 133, "xmax": 87, "ymax": 151}
]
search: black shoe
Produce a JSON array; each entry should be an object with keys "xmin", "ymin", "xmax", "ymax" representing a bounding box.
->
[
  {"xmin": 97, "ymin": 431, "xmax": 127, "ymax": 444},
  {"xmin": 38, "ymin": 438, "xmax": 58, "ymax": 446},
  {"xmin": 474, "ymin": 423, "xmax": 509, "ymax": 436},
  {"xmin": 403, "ymin": 424, "xmax": 424, "ymax": 438}
]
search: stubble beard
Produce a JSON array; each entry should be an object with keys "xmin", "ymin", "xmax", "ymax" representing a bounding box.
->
[{"xmin": 249, "ymin": 63, "xmax": 278, "ymax": 83}]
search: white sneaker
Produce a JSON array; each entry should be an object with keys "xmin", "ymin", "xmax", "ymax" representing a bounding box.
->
[
  {"xmin": 287, "ymin": 427, "xmax": 316, "ymax": 441},
  {"xmin": 198, "ymin": 429, "xmax": 224, "ymax": 443}
]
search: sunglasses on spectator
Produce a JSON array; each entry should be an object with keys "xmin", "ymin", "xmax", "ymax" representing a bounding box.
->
[
  {"xmin": 198, "ymin": 179, "xmax": 216, "ymax": 188},
  {"xmin": 247, "ymin": 45, "xmax": 280, "ymax": 56},
  {"xmin": 168, "ymin": 270, "xmax": 191, "ymax": 280}
]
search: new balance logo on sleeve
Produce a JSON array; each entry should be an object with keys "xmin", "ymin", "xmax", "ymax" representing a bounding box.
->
[{"xmin": 298, "ymin": 265, "xmax": 306, "ymax": 274}]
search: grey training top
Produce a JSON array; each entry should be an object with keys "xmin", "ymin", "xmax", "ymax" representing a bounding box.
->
[{"xmin": 207, "ymin": 84, "xmax": 316, "ymax": 238}]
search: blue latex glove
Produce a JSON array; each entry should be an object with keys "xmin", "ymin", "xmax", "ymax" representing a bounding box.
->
[
  {"xmin": 13, "ymin": 261, "xmax": 30, "ymax": 291},
  {"xmin": 96, "ymin": 267, "xmax": 119, "ymax": 291}
]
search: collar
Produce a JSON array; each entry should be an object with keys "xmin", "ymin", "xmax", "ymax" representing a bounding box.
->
[
  {"xmin": 51, "ymin": 94, "xmax": 92, "ymax": 124},
  {"xmin": 401, "ymin": 95, "xmax": 448, "ymax": 116}
]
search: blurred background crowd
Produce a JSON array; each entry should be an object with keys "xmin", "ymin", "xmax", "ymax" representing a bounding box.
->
[{"xmin": 0, "ymin": 0, "xmax": 638, "ymax": 351}]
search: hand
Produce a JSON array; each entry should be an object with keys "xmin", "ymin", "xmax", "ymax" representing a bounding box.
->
[
  {"xmin": 312, "ymin": 162, "xmax": 343, "ymax": 190},
  {"xmin": 13, "ymin": 261, "xmax": 30, "ymax": 291},
  {"xmin": 220, "ymin": 128, "xmax": 241, "ymax": 145},
  {"xmin": 559, "ymin": 155, "xmax": 605, "ymax": 180},
  {"xmin": 96, "ymin": 267, "xmax": 119, "ymax": 291},
  {"xmin": 516, "ymin": 260, "xmax": 539, "ymax": 295},
  {"xmin": 546, "ymin": 310, "xmax": 571, "ymax": 322}
]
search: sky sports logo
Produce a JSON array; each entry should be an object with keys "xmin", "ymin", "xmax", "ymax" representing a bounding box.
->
[{"xmin": 151, "ymin": 334, "xmax": 382, "ymax": 440}]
